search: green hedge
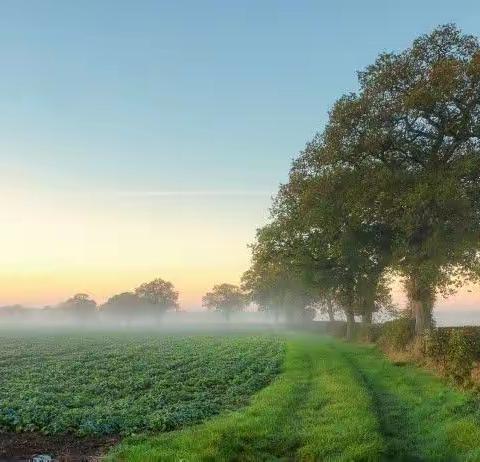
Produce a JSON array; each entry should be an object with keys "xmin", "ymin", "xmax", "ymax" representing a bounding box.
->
[
  {"xmin": 375, "ymin": 322, "xmax": 480, "ymax": 387},
  {"xmin": 424, "ymin": 327, "xmax": 480, "ymax": 386},
  {"xmin": 312, "ymin": 319, "xmax": 480, "ymax": 387},
  {"xmin": 377, "ymin": 318, "xmax": 416, "ymax": 351}
]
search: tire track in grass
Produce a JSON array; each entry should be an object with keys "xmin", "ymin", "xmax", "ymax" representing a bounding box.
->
[
  {"xmin": 213, "ymin": 338, "xmax": 315, "ymax": 461},
  {"xmin": 336, "ymin": 342, "xmax": 480, "ymax": 461},
  {"xmin": 115, "ymin": 335, "xmax": 480, "ymax": 461},
  {"xmin": 109, "ymin": 335, "xmax": 385, "ymax": 461},
  {"xmin": 336, "ymin": 346, "xmax": 423, "ymax": 461},
  {"xmin": 298, "ymin": 339, "xmax": 384, "ymax": 461}
]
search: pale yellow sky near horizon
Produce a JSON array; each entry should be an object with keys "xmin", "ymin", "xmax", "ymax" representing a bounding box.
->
[
  {"xmin": 0, "ymin": 183, "xmax": 272, "ymax": 309},
  {"xmin": 2, "ymin": 184, "xmax": 480, "ymax": 314}
]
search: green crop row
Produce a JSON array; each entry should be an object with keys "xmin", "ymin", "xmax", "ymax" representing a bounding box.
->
[{"xmin": 0, "ymin": 332, "xmax": 284, "ymax": 436}]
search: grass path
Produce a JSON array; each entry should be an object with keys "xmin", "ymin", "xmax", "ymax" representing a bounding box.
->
[{"xmin": 108, "ymin": 334, "xmax": 480, "ymax": 461}]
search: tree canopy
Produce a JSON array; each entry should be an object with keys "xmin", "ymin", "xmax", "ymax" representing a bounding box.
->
[
  {"xmin": 202, "ymin": 283, "xmax": 246, "ymax": 320},
  {"xmin": 244, "ymin": 24, "xmax": 480, "ymax": 336},
  {"xmin": 321, "ymin": 24, "xmax": 480, "ymax": 332},
  {"xmin": 58, "ymin": 293, "xmax": 97, "ymax": 317},
  {"xmin": 134, "ymin": 278, "xmax": 179, "ymax": 312}
]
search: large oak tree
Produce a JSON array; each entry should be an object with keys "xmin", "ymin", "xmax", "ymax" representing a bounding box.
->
[{"xmin": 322, "ymin": 25, "xmax": 480, "ymax": 333}]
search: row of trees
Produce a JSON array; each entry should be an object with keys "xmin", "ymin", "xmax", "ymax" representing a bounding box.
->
[
  {"xmin": 53, "ymin": 278, "xmax": 179, "ymax": 319},
  {"xmin": 240, "ymin": 25, "xmax": 480, "ymax": 338},
  {"xmin": 48, "ymin": 280, "xmax": 249, "ymax": 321}
]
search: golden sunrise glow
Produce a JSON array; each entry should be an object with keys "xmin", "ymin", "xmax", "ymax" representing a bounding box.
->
[{"xmin": 0, "ymin": 184, "xmax": 268, "ymax": 308}]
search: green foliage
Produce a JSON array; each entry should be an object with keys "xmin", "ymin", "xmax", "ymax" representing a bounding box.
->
[
  {"xmin": 378, "ymin": 318, "xmax": 415, "ymax": 351},
  {"xmin": 424, "ymin": 328, "xmax": 450, "ymax": 364},
  {"xmin": 134, "ymin": 278, "xmax": 179, "ymax": 311},
  {"xmin": 446, "ymin": 330, "xmax": 475, "ymax": 386},
  {"xmin": 424, "ymin": 327, "xmax": 478, "ymax": 386},
  {"xmin": 0, "ymin": 332, "xmax": 283, "ymax": 436},
  {"xmin": 246, "ymin": 25, "xmax": 480, "ymax": 337},
  {"xmin": 201, "ymin": 283, "xmax": 246, "ymax": 318},
  {"xmin": 109, "ymin": 335, "xmax": 383, "ymax": 461},
  {"xmin": 322, "ymin": 25, "xmax": 480, "ymax": 332},
  {"xmin": 109, "ymin": 335, "xmax": 480, "ymax": 461},
  {"xmin": 241, "ymin": 222, "xmax": 315, "ymax": 322}
]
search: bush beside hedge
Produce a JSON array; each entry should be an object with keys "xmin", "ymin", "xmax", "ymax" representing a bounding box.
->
[
  {"xmin": 377, "ymin": 321, "xmax": 480, "ymax": 387},
  {"xmin": 315, "ymin": 318, "xmax": 480, "ymax": 387},
  {"xmin": 377, "ymin": 318, "xmax": 416, "ymax": 351},
  {"xmin": 423, "ymin": 327, "xmax": 480, "ymax": 386}
]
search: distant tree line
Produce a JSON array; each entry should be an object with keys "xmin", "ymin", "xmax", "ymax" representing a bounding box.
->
[
  {"xmin": 0, "ymin": 278, "xmax": 179, "ymax": 324},
  {"xmin": 238, "ymin": 25, "xmax": 480, "ymax": 338}
]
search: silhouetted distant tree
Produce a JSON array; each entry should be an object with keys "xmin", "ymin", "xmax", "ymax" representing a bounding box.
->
[
  {"xmin": 202, "ymin": 284, "xmax": 246, "ymax": 320},
  {"xmin": 100, "ymin": 292, "xmax": 147, "ymax": 322},
  {"xmin": 134, "ymin": 278, "xmax": 179, "ymax": 312},
  {"xmin": 58, "ymin": 293, "xmax": 97, "ymax": 319}
]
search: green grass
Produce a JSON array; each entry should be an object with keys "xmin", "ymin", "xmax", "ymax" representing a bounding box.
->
[
  {"xmin": 0, "ymin": 332, "xmax": 283, "ymax": 436},
  {"xmin": 109, "ymin": 334, "xmax": 480, "ymax": 461}
]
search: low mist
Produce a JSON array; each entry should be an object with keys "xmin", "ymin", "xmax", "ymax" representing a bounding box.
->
[{"xmin": 0, "ymin": 305, "xmax": 292, "ymax": 332}]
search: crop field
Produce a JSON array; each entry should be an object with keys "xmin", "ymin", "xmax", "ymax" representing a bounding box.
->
[
  {"xmin": 4, "ymin": 332, "xmax": 480, "ymax": 461},
  {"xmin": 112, "ymin": 334, "xmax": 480, "ymax": 461},
  {"xmin": 0, "ymin": 332, "xmax": 284, "ymax": 437}
]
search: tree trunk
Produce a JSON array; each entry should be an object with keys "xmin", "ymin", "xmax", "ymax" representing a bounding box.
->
[
  {"xmin": 406, "ymin": 277, "xmax": 434, "ymax": 336},
  {"xmin": 361, "ymin": 311, "xmax": 373, "ymax": 342},
  {"xmin": 361, "ymin": 311, "xmax": 372, "ymax": 325},
  {"xmin": 345, "ymin": 310, "xmax": 355, "ymax": 341},
  {"xmin": 326, "ymin": 300, "xmax": 335, "ymax": 323},
  {"xmin": 274, "ymin": 309, "xmax": 279, "ymax": 323},
  {"xmin": 412, "ymin": 299, "xmax": 431, "ymax": 335}
]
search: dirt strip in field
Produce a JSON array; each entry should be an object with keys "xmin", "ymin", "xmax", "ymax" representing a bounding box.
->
[{"xmin": 0, "ymin": 432, "xmax": 118, "ymax": 462}]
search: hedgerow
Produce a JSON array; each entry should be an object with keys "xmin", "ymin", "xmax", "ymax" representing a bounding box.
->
[
  {"xmin": 377, "ymin": 323, "xmax": 480, "ymax": 387},
  {"xmin": 377, "ymin": 318, "xmax": 416, "ymax": 351}
]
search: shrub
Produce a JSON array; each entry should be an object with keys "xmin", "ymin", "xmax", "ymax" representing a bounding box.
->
[
  {"xmin": 424, "ymin": 328, "xmax": 478, "ymax": 386},
  {"xmin": 424, "ymin": 328, "xmax": 450, "ymax": 365},
  {"xmin": 377, "ymin": 318, "xmax": 415, "ymax": 351},
  {"xmin": 445, "ymin": 330, "xmax": 475, "ymax": 386}
]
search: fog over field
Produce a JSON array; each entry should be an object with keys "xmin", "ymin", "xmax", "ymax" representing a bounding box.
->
[{"xmin": 0, "ymin": 305, "xmax": 290, "ymax": 331}]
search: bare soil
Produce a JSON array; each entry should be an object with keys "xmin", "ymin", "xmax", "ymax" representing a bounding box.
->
[{"xmin": 0, "ymin": 432, "xmax": 119, "ymax": 462}]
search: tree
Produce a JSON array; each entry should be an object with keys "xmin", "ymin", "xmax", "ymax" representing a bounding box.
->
[
  {"xmin": 101, "ymin": 292, "xmax": 148, "ymax": 323},
  {"xmin": 241, "ymin": 223, "xmax": 315, "ymax": 323},
  {"xmin": 311, "ymin": 295, "xmax": 341, "ymax": 323},
  {"xmin": 202, "ymin": 284, "xmax": 246, "ymax": 320},
  {"xmin": 134, "ymin": 278, "xmax": 179, "ymax": 312},
  {"xmin": 322, "ymin": 24, "xmax": 480, "ymax": 334},
  {"xmin": 58, "ymin": 293, "xmax": 97, "ymax": 318},
  {"xmin": 265, "ymin": 159, "xmax": 393, "ymax": 339}
]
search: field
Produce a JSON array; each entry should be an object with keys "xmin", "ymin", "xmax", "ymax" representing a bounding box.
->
[
  {"xmin": 3, "ymin": 331, "xmax": 480, "ymax": 461},
  {"xmin": 111, "ymin": 334, "xmax": 480, "ymax": 461},
  {"xmin": 0, "ymin": 332, "xmax": 283, "ymax": 438}
]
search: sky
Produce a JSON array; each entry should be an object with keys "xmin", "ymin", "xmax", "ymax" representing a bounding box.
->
[{"xmin": 1, "ymin": 0, "xmax": 480, "ymax": 311}]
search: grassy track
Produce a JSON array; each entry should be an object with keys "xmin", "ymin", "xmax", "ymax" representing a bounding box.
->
[{"xmin": 109, "ymin": 334, "xmax": 480, "ymax": 461}]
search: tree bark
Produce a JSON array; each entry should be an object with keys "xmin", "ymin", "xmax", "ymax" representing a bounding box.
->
[
  {"xmin": 326, "ymin": 300, "xmax": 335, "ymax": 323},
  {"xmin": 345, "ymin": 310, "xmax": 355, "ymax": 341},
  {"xmin": 361, "ymin": 311, "xmax": 372, "ymax": 325},
  {"xmin": 412, "ymin": 299, "xmax": 431, "ymax": 335},
  {"xmin": 361, "ymin": 311, "xmax": 373, "ymax": 342},
  {"xmin": 406, "ymin": 277, "xmax": 434, "ymax": 335}
]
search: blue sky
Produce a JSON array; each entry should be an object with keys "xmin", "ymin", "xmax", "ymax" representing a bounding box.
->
[
  {"xmin": 1, "ymin": 1, "xmax": 479, "ymax": 308},
  {"xmin": 2, "ymin": 0, "xmax": 479, "ymax": 192}
]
